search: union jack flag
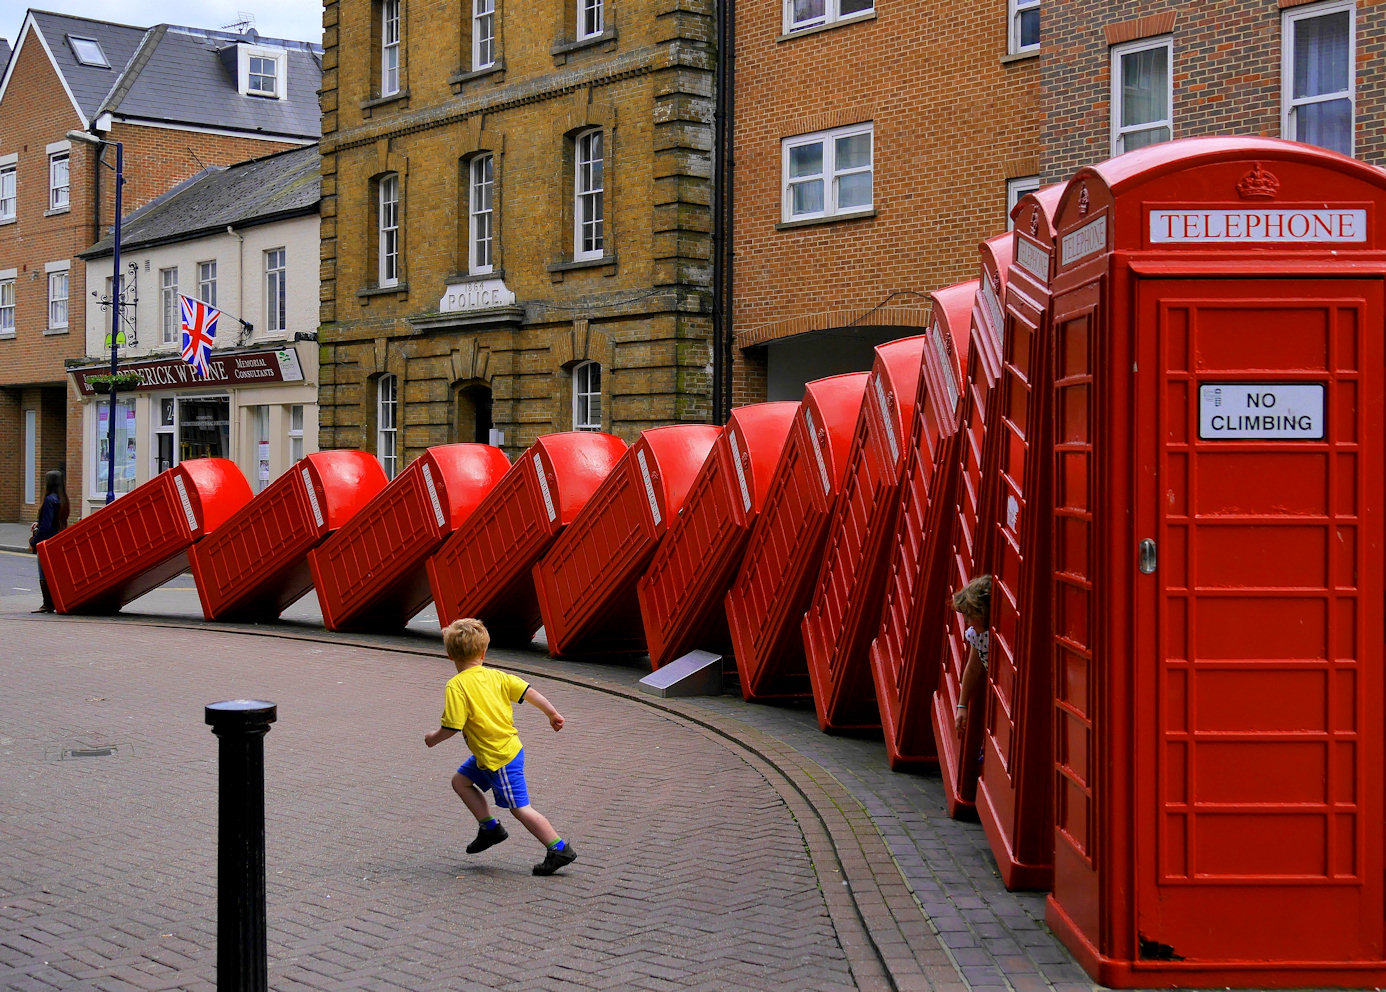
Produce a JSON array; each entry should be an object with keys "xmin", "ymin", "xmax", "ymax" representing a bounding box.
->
[{"xmin": 179, "ymin": 295, "xmax": 220, "ymax": 378}]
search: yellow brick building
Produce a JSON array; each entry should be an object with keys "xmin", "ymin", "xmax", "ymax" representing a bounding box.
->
[{"xmin": 319, "ymin": 0, "xmax": 716, "ymax": 469}]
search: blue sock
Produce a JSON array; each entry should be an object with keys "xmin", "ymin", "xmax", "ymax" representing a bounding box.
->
[
  {"xmin": 482, "ymin": 818, "xmax": 500, "ymax": 830},
  {"xmin": 548, "ymin": 838, "xmax": 566, "ymax": 851}
]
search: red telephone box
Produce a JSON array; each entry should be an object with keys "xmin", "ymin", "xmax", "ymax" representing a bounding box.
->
[
  {"xmin": 532, "ymin": 424, "xmax": 720, "ymax": 658},
  {"xmin": 637, "ymin": 402, "xmax": 797, "ymax": 669},
  {"xmin": 427, "ymin": 432, "xmax": 627, "ymax": 643},
  {"xmin": 932, "ymin": 235, "xmax": 1015, "ymax": 816},
  {"xmin": 725, "ymin": 374, "xmax": 868, "ymax": 701},
  {"xmin": 801, "ymin": 335, "xmax": 928, "ymax": 732},
  {"xmin": 1045, "ymin": 137, "xmax": 1386, "ymax": 987},
  {"xmin": 868, "ymin": 281, "xmax": 974, "ymax": 768},
  {"xmin": 975, "ymin": 184, "xmax": 1066, "ymax": 890},
  {"xmin": 308, "ymin": 444, "xmax": 510, "ymax": 632},
  {"xmin": 189, "ymin": 450, "xmax": 387, "ymax": 621},
  {"xmin": 38, "ymin": 458, "xmax": 251, "ymax": 615}
]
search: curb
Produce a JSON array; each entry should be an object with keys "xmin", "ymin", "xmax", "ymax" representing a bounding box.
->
[{"xmin": 20, "ymin": 610, "xmax": 966, "ymax": 992}]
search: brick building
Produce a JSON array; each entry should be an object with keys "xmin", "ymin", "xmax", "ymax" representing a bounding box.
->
[
  {"xmin": 318, "ymin": 0, "xmax": 716, "ymax": 469},
  {"xmin": 0, "ymin": 10, "xmax": 319, "ymax": 523},
  {"xmin": 726, "ymin": 0, "xmax": 1042, "ymax": 405},
  {"xmin": 1039, "ymin": 0, "xmax": 1386, "ymax": 181}
]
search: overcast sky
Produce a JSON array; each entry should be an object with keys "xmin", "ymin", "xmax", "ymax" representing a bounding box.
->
[{"xmin": 0, "ymin": 1, "xmax": 324, "ymax": 47}]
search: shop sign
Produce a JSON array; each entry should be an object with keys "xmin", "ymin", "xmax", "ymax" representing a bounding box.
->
[{"xmin": 72, "ymin": 348, "xmax": 305, "ymax": 396}]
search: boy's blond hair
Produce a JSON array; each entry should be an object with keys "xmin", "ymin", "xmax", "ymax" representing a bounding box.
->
[
  {"xmin": 952, "ymin": 574, "xmax": 993, "ymax": 619},
  {"xmin": 444, "ymin": 618, "xmax": 491, "ymax": 662}
]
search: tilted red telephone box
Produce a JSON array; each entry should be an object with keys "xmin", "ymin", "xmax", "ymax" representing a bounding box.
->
[
  {"xmin": 39, "ymin": 458, "xmax": 251, "ymax": 614},
  {"xmin": 427, "ymin": 432, "xmax": 627, "ymax": 643},
  {"xmin": 532, "ymin": 424, "xmax": 720, "ymax": 658},
  {"xmin": 308, "ymin": 444, "xmax": 510, "ymax": 632},
  {"xmin": 637, "ymin": 403, "xmax": 798, "ymax": 669},
  {"xmin": 867, "ymin": 281, "xmax": 974, "ymax": 768},
  {"xmin": 725, "ymin": 374, "xmax": 868, "ymax": 701},
  {"xmin": 800, "ymin": 335, "xmax": 928, "ymax": 732},
  {"xmin": 188, "ymin": 450, "xmax": 387, "ymax": 621},
  {"xmin": 1044, "ymin": 137, "xmax": 1386, "ymax": 987},
  {"xmin": 975, "ymin": 183, "xmax": 1066, "ymax": 890},
  {"xmin": 932, "ymin": 234, "xmax": 1015, "ymax": 816}
]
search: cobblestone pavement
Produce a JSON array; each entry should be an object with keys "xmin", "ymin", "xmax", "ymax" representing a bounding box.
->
[{"xmin": 0, "ymin": 536, "xmax": 1305, "ymax": 991}]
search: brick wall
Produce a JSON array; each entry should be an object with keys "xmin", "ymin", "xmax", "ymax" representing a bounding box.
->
[
  {"xmin": 319, "ymin": 0, "xmax": 717, "ymax": 461},
  {"xmin": 730, "ymin": 1, "xmax": 1041, "ymax": 403},
  {"xmin": 1040, "ymin": 0, "xmax": 1386, "ymax": 182}
]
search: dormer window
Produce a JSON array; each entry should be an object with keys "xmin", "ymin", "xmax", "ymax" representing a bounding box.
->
[
  {"xmin": 234, "ymin": 44, "xmax": 287, "ymax": 99},
  {"xmin": 68, "ymin": 35, "xmax": 109, "ymax": 67}
]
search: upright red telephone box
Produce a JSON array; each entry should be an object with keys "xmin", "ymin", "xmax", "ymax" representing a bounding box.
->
[
  {"xmin": 1045, "ymin": 137, "xmax": 1386, "ymax": 987},
  {"xmin": 976, "ymin": 183, "xmax": 1066, "ymax": 889},
  {"xmin": 637, "ymin": 402, "xmax": 797, "ymax": 669},
  {"xmin": 725, "ymin": 373, "xmax": 868, "ymax": 701},
  {"xmin": 932, "ymin": 234, "xmax": 1015, "ymax": 817},
  {"xmin": 868, "ymin": 282, "xmax": 974, "ymax": 768},
  {"xmin": 801, "ymin": 334, "xmax": 928, "ymax": 732}
]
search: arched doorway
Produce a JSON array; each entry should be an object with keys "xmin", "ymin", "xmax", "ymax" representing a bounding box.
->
[{"xmin": 452, "ymin": 380, "xmax": 493, "ymax": 444}]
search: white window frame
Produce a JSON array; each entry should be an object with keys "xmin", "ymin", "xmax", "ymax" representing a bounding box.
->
[
  {"xmin": 378, "ymin": 174, "xmax": 400, "ymax": 286},
  {"xmin": 1006, "ymin": 175, "xmax": 1041, "ymax": 228},
  {"xmin": 1110, "ymin": 36, "xmax": 1174, "ymax": 156},
  {"xmin": 469, "ymin": 154, "xmax": 494, "ymax": 274},
  {"xmin": 0, "ymin": 268, "xmax": 15, "ymax": 338},
  {"xmin": 1009, "ymin": 0, "xmax": 1040, "ymax": 54},
  {"xmin": 265, "ymin": 248, "xmax": 286, "ymax": 332},
  {"xmin": 160, "ymin": 266, "xmax": 179, "ymax": 344},
  {"xmin": 46, "ymin": 261, "xmax": 69, "ymax": 332},
  {"xmin": 573, "ymin": 361, "xmax": 602, "ymax": 431},
  {"xmin": 473, "ymin": 0, "xmax": 495, "ymax": 70},
  {"xmin": 783, "ymin": 0, "xmax": 874, "ymax": 34},
  {"xmin": 68, "ymin": 35, "xmax": 109, "ymax": 67},
  {"xmin": 236, "ymin": 44, "xmax": 287, "ymax": 99},
  {"xmin": 48, "ymin": 150, "xmax": 69, "ymax": 212},
  {"xmin": 574, "ymin": 129, "xmax": 605, "ymax": 261},
  {"xmin": 198, "ymin": 260, "xmax": 217, "ymax": 308},
  {"xmin": 377, "ymin": 374, "xmax": 399, "ymax": 478},
  {"xmin": 781, "ymin": 122, "xmax": 874, "ymax": 223},
  {"xmin": 578, "ymin": 0, "xmax": 604, "ymax": 40},
  {"xmin": 382, "ymin": 0, "xmax": 401, "ymax": 97},
  {"xmin": 0, "ymin": 156, "xmax": 16, "ymax": 223},
  {"xmin": 24, "ymin": 409, "xmax": 37, "ymax": 505},
  {"xmin": 1282, "ymin": 0, "xmax": 1355, "ymax": 157},
  {"xmin": 289, "ymin": 404, "xmax": 305, "ymax": 464}
]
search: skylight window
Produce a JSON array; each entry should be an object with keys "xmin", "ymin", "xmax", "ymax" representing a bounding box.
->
[{"xmin": 68, "ymin": 35, "xmax": 109, "ymax": 67}]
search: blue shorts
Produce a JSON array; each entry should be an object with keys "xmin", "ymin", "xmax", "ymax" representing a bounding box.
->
[{"xmin": 457, "ymin": 748, "xmax": 529, "ymax": 809}]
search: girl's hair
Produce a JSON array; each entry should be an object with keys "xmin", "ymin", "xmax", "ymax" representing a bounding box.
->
[
  {"xmin": 43, "ymin": 470, "xmax": 63, "ymax": 496},
  {"xmin": 952, "ymin": 574, "xmax": 993, "ymax": 618},
  {"xmin": 443, "ymin": 618, "xmax": 491, "ymax": 662}
]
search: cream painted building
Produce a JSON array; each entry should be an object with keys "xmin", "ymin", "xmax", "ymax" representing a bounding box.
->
[{"xmin": 72, "ymin": 145, "xmax": 320, "ymax": 516}]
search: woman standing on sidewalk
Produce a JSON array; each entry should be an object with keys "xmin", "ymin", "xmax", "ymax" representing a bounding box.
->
[{"xmin": 29, "ymin": 469, "xmax": 67, "ymax": 613}]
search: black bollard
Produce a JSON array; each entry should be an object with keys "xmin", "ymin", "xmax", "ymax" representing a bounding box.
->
[{"xmin": 205, "ymin": 699, "xmax": 276, "ymax": 992}]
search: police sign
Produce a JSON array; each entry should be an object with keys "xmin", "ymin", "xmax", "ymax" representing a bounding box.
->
[{"xmin": 1198, "ymin": 382, "xmax": 1325, "ymax": 440}]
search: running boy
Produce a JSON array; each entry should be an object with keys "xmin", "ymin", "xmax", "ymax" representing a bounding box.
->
[
  {"xmin": 424, "ymin": 618, "xmax": 577, "ymax": 876},
  {"xmin": 951, "ymin": 574, "xmax": 992, "ymax": 742}
]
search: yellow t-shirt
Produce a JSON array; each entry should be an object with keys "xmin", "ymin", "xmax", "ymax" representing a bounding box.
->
[{"xmin": 440, "ymin": 665, "xmax": 530, "ymax": 770}]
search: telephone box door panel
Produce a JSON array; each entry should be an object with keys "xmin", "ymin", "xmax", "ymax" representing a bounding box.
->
[{"xmin": 1134, "ymin": 277, "xmax": 1384, "ymax": 965}]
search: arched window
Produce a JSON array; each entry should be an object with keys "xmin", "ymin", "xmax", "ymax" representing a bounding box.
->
[
  {"xmin": 572, "ymin": 361, "xmax": 601, "ymax": 431},
  {"xmin": 377, "ymin": 373, "xmax": 399, "ymax": 478}
]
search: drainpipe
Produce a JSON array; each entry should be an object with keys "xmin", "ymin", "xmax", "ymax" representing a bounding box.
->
[
  {"xmin": 226, "ymin": 225, "xmax": 244, "ymax": 345},
  {"xmin": 711, "ymin": 0, "xmax": 736, "ymax": 424}
]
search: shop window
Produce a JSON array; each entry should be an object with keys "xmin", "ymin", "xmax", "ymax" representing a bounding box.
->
[
  {"xmin": 1006, "ymin": 175, "xmax": 1041, "ymax": 228},
  {"xmin": 1111, "ymin": 36, "xmax": 1172, "ymax": 155},
  {"xmin": 572, "ymin": 361, "xmax": 602, "ymax": 431},
  {"xmin": 782, "ymin": 123, "xmax": 873, "ymax": 223},
  {"xmin": 93, "ymin": 396, "xmax": 138, "ymax": 498},
  {"xmin": 377, "ymin": 373, "xmax": 399, "ymax": 478},
  {"xmin": 24, "ymin": 409, "xmax": 36, "ymax": 504},
  {"xmin": 1009, "ymin": 0, "xmax": 1039, "ymax": 54},
  {"xmin": 177, "ymin": 397, "xmax": 230, "ymax": 463},
  {"xmin": 1283, "ymin": 0, "xmax": 1354, "ymax": 156},
  {"xmin": 251, "ymin": 405, "xmax": 270, "ymax": 493},
  {"xmin": 289, "ymin": 404, "xmax": 305, "ymax": 463},
  {"xmin": 469, "ymin": 154, "xmax": 494, "ymax": 274},
  {"xmin": 574, "ymin": 129, "xmax": 604, "ymax": 260},
  {"xmin": 784, "ymin": 0, "xmax": 872, "ymax": 34}
]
